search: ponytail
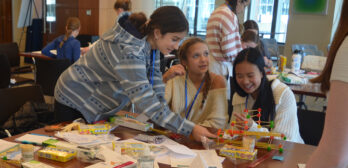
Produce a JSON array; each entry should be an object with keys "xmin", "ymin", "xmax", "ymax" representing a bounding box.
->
[{"xmin": 59, "ymin": 17, "xmax": 80, "ymax": 48}]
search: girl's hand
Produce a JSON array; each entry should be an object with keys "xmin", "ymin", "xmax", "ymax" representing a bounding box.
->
[
  {"xmin": 234, "ymin": 113, "xmax": 253, "ymax": 130},
  {"xmin": 162, "ymin": 64, "xmax": 185, "ymax": 83},
  {"xmin": 191, "ymin": 125, "xmax": 217, "ymax": 142}
]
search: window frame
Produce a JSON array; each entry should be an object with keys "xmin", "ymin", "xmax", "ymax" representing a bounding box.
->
[{"xmin": 246, "ymin": 0, "xmax": 289, "ymax": 44}]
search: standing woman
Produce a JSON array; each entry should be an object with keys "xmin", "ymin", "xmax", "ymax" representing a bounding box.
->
[
  {"xmin": 54, "ymin": 6, "xmax": 216, "ymax": 141},
  {"xmin": 306, "ymin": 1, "xmax": 348, "ymax": 167},
  {"xmin": 42, "ymin": 17, "xmax": 81, "ymax": 63},
  {"xmin": 165, "ymin": 37, "xmax": 227, "ymax": 129},
  {"xmin": 206, "ymin": 0, "xmax": 249, "ymax": 79}
]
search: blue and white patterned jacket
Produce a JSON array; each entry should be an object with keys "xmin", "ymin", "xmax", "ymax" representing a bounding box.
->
[{"xmin": 54, "ymin": 13, "xmax": 194, "ymax": 136}]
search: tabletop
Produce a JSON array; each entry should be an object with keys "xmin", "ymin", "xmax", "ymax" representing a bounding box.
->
[
  {"xmin": 3, "ymin": 126, "xmax": 317, "ymax": 168},
  {"xmin": 288, "ymin": 82, "xmax": 326, "ymax": 98}
]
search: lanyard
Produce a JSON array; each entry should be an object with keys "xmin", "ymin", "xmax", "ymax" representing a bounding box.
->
[
  {"xmin": 245, "ymin": 95, "xmax": 249, "ymax": 110},
  {"xmin": 150, "ymin": 50, "xmax": 156, "ymax": 86},
  {"xmin": 185, "ymin": 74, "xmax": 205, "ymax": 119}
]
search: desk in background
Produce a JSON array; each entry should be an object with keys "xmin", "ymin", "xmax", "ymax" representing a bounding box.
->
[
  {"xmin": 3, "ymin": 126, "xmax": 316, "ymax": 168},
  {"xmin": 19, "ymin": 52, "xmax": 53, "ymax": 60},
  {"xmin": 289, "ymin": 83, "xmax": 326, "ymax": 110}
]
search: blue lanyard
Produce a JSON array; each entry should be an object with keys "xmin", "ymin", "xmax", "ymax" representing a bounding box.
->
[
  {"xmin": 184, "ymin": 74, "xmax": 205, "ymax": 119},
  {"xmin": 150, "ymin": 50, "xmax": 156, "ymax": 86},
  {"xmin": 245, "ymin": 95, "xmax": 249, "ymax": 110}
]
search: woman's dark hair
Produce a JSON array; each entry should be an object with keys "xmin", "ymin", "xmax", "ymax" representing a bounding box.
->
[
  {"xmin": 114, "ymin": 0, "xmax": 131, "ymax": 11},
  {"xmin": 241, "ymin": 30, "xmax": 259, "ymax": 44},
  {"xmin": 128, "ymin": 12, "xmax": 147, "ymax": 35},
  {"xmin": 177, "ymin": 37, "xmax": 210, "ymax": 108},
  {"xmin": 232, "ymin": 48, "xmax": 275, "ymax": 124},
  {"xmin": 143, "ymin": 6, "xmax": 188, "ymax": 36},
  {"xmin": 243, "ymin": 20, "xmax": 259, "ymax": 34}
]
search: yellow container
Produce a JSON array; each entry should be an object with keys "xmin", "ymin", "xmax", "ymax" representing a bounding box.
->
[
  {"xmin": 279, "ymin": 56, "xmax": 287, "ymax": 72},
  {"xmin": 38, "ymin": 147, "xmax": 76, "ymax": 162}
]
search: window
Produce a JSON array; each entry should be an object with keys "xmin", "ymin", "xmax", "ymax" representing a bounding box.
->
[
  {"xmin": 247, "ymin": 0, "xmax": 290, "ymax": 43},
  {"xmin": 155, "ymin": 0, "xmax": 215, "ymax": 36},
  {"xmin": 46, "ymin": 0, "xmax": 56, "ymax": 22}
]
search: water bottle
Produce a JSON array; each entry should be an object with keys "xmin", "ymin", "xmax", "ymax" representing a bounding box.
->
[{"xmin": 291, "ymin": 49, "xmax": 302, "ymax": 73}]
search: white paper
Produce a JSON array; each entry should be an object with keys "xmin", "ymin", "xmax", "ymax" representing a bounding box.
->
[
  {"xmin": 298, "ymin": 163, "xmax": 306, "ymax": 168},
  {"xmin": 55, "ymin": 131, "xmax": 119, "ymax": 147},
  {"xmin": 15, "ymin": 134, "xmax": 56, "ymax": 145},
  {"xmin": 189, "ymin": 154, "xmax": 207, "ymax": 168},
  {"xmin": 0, "ymin": 139, "xmax": 18, "ymax": 152}
]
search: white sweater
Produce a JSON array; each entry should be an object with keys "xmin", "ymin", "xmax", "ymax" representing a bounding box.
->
[
  {"xmin": 165, "ymin": 75, "xmax": 228, "ymax": 128},
  {"xmin": 229, "ymin": 79, "xmax": 304, "ymax": 143}
]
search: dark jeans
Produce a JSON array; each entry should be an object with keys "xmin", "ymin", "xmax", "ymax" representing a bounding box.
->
[{"xmin": 54, "ymin": 100, "xmax": 85, "ymax": 123}]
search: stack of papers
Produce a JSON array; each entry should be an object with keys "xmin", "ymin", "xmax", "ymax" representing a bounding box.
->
[{"xmin": 55, "ymin": 131, "xmax": 120, "ymax": 147}]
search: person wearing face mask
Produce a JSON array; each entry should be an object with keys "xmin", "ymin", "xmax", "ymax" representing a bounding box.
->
[
  {"xmin": 228, "ymin": 48, "xmax": 304, "ymax": 143},
  {"xmin": 165, "ymin": 37, "xmax": 227, "ymax": 129},
  {"xmin": 54, "ymin": 6, "xmax": 217, "ymax": 141},
  {"xmin": 42, "ymin": 17, "xmax": 81, "ymax": 64}
]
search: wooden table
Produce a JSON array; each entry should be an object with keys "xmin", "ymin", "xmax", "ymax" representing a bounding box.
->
[
  {"xmin": 289, "ymin": 83, "xmax": 326, "ymax": 110},
  {"xmin": 3, "ymin": 126, "xmax": 317, "ymax": 168},
  {"xmin": 19, "ymin": 52, "xmax": 53, "ymax": 60}
]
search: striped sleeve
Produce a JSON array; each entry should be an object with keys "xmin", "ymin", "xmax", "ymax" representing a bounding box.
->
[{"xmin": 206, "ymin": 6, "xmax": 242, "ymax": 62}]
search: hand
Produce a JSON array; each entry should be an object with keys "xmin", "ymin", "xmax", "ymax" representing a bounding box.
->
[
  {"xmin": 234, "ymin": 113, "xmax": 253, "ymax": 130},
  {"xmin": 263, "ymin": 56, "xmax": 273, "ymax": 68},
  {"xmin": 116, "ymin": 110, "xmax": 139, "ymax": 118},
  {"xmin": 80, "ymin": 47, "xmax": 90, "ymax": 55},
  {"xmin": 162, "ymin": 64, "xmax": 186, "ymax": 83},
  {"xmin": 191, "ymin": 125, "xmax": 217, "ymax": 142}
]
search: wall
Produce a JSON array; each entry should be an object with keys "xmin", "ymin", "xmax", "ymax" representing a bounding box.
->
[
  {"xmin": 131, "ymin": 0, "xmax": 156, "ymax": 20},
  {"xmin": 284, "ymin": 0, "xmax": 336, "ymax": 63},
  {"xmin": 99, "ymin": 0, "xmax": 117, "ymax": 36}
]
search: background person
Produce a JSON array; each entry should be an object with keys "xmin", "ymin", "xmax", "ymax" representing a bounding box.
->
[
  {"xmin": 42, "ymin": 17, "xmax": 81, "ymax": 64},
  {"xmin": 165, "ymin": 37, "xmax": 227, "ymax": 129}
]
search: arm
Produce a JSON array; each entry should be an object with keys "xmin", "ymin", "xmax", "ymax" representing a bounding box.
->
[
  {"xmin": 270, "ymin": 88, "xmax": 302, "ymax": 142},
  {"xmin": 199, "ymin": 88, "xmax": 228, "ymax": 128},
  {"xmin": 113, "ymin": 51, "xmax": 194, "ymax": 136},
  {"xmin": 72, "ymin": 40, "xmax": 81, "ymax": 62},
  {"xmin": 42, "ymin": 40, "xmax": 57, "ymax": 58},
  {"xmin": 306, "ymin": 81, "xmax": 348, "ymax": 168},
  {"xmin": 199, "ymin": 75, "xmax": 228, "ymax": 128}
]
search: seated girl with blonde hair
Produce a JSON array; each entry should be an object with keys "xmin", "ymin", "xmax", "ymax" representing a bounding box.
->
[{"xmin": 165, "ymin": 37, "xmax": 228, "ymax": 128}]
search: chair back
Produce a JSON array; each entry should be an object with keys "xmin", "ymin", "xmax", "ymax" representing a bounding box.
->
[
  {"xmin": 0, "ymin": 85, "xmax": 45, "ymax": 125},
  {"xmin": 0, "ymin": 43, "xmax": 20, "ymax": 67},
  {"xmin": 0, "ymin": 54, "xmax": 11, "ymax": 88},
  {"xmin": 260, "ymin": 38, "xmax": 279, "ymax": 61},
  {"xmin": 35, "ymin": 58, "xmax": 71, "ymax": 96}
]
